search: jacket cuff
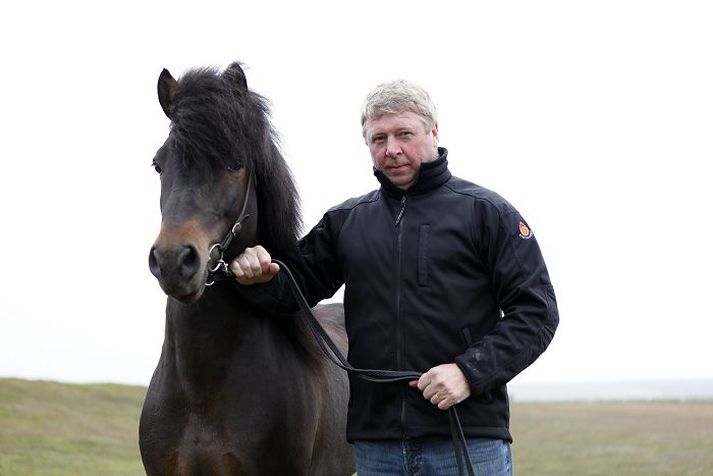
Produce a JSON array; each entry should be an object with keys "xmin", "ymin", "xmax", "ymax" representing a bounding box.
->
[{"xmin": 230, "ymin": 274, "xmax": 297, "ymax": 315}]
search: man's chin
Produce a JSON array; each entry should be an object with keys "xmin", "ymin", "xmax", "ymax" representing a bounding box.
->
[{"xmin": 388, "ymin": 177, "xmax": 415, "ymax": 191}]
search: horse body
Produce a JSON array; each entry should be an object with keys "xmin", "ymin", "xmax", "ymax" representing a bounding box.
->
[
  {"xmin": 140, "ymin": 62, "xmax": 353, "ymax": 475},
  {"xmin": 141, "ymin": 297, "xmax": 349, "ymax": 475}
]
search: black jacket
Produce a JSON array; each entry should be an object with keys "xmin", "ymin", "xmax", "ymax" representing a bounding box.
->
[{"xmin": 239, "ymin": 148, "xmax": 558, "ymax": 442}]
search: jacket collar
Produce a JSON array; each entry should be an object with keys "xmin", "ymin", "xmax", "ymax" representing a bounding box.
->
[{"xmin": 374, "ymin": 147, "xmax": 452, "ymax": 197}]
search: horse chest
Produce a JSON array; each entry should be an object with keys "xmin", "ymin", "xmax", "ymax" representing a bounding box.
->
[
  {"xmin": 143, "ymin": 393, "xmax": 312, "ymax": 475},
  {"xmin": 141, "ymin": 339, "xmax": 319, "ymax": 475},
  {"xmin": 175, "ymin": 414, "xmax": 244, "ymax": 474}
]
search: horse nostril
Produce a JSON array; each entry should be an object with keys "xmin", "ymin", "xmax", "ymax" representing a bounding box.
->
[
  {"xmin": 148, "ymin": 247, "xmax": 161, "ymax": 278},
  {"xmin": 178, "ymin": 245, "xmax": 201, "ymax": 279}
]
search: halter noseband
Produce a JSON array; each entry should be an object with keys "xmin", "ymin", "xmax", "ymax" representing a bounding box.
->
[{"xmin": 206, "ymin": 169, "xmax": 254, "ymax": 286}]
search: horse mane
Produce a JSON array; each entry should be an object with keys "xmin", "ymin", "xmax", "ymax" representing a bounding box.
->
[{"xmin": 169, "ymin": 64, "xmax": 302, "ymax": 255}]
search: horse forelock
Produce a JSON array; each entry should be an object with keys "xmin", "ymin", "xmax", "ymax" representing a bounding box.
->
[{"xmin": 168, "ymin": 66, "xmax": 302, "ymax": 254}]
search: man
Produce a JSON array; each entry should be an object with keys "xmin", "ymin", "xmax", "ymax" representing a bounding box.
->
[{"xmin": 231, "ymin": 80, "xmax": 558, "ymax": 475}]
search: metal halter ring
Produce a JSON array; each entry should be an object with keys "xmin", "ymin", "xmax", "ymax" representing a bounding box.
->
[{"xmin": 208, "ymin": 243, "xmax": 225, "ymax": 273}]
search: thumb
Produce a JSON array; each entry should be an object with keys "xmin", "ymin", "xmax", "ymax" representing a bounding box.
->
[{"xmin": 268, "ymin": 262, "xmax": 280, "ymax": 275}]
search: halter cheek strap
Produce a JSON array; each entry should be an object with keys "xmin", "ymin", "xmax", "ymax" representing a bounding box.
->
[{"xmin": 206, "ymin": 169, "xmax": 255, "ymax": 286}]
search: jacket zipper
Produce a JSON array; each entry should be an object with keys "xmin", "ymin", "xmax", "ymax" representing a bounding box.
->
[
  {"xmin": 394, "ymin": 196, "xmax": 406, "ymax": 226},
  {"xmin": 395, "ymin": 194, "xmax": 406, "ymax": 436}
]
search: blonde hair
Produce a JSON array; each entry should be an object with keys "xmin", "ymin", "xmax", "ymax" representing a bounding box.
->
[{"xmin": 360, "ymin": 79, "xmax": 438, "ymax": 140}]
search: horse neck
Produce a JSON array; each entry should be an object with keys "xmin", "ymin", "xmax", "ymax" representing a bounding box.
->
[{"xmin": 163, "ymin": 284, "xmax": 268, "ymax": 388}]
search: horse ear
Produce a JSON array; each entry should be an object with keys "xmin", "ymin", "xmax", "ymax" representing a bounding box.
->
[
  {"xmin": 223, "ymin": 62, "xmax": 248, "ymax": 90},
  {"xmin": 158, "ymin": 68, "xmax": 178, "ymax": 119}
]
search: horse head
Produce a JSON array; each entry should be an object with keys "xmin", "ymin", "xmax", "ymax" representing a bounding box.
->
[{"xmin": 148, "ymin": 63, "xmax": 288, "ymax": 304}]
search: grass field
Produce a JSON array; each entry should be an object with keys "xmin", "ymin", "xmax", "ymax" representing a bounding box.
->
[
  {"xmin": 0, "ymin": 378, "xmax": 145, "ymax": 476},
  {"xmin": 1, "ymin": 378, "xmax": 712, "ymax": 475},
  {"xmin": 510, "ymin": 400, "xmax": 713, "ymax": 475}
]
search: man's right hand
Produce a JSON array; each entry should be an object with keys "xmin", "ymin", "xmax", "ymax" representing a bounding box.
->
[{"xmin": 229, "ymin": 245, "xmax": 280, "ymax": 285}]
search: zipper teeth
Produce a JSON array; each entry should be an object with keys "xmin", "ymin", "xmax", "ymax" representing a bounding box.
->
[
  {"xmin": 395, "ymin": 196, "xmax": 406, "ymax": 436},
  {"xmin": 396, "ymin": 221, "xmax": 403, "ymax": 369},
  {"xmin": 395, "ymin": 196, "xmax": 406, "ymax": 226}
]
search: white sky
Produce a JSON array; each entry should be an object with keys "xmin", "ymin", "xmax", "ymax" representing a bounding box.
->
[{"xmin": 1, "ymin": 1, "xmax": 711, "ymax": 387}]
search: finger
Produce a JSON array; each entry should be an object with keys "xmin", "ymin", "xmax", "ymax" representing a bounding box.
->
[
  {"xmin": 229, "ymin": 259, "xmax": 244, "ymax": 278},
  {"xmin": 254, "ymin": 247, "xmax": 272, "ymax": 271},
  {"xmin": 232, "ymin": 255, "xmax": 252, "ymax": 279},
  {"xmin": 231, "ymin": 254, "xmax": 259, "ymax": 283},
  {"xmin": 408, "ymin": 380, "xmax": 419, "ymax": 388},
  {"xmin": 267, "ymin": 262, "xmax": 280, "ymax": 276},
  {"xmin": 431, "ymin": 391, "xmax": 450, "ymax": 407},
  {"xmin": 253, "ymin": 245, "xmax": 269, "ymax": 257},
  {"xmin": 252, "ymin": 247, "xmax": 280, "ymax": 278},
  {"xmin": 440, "ymin": 391, "xmax": 467, "ymax": 410},
  {"xmin": 255, "ymin": 245, "xmax": 274, "ymax": 262},
  {"xmin": 241, "ymin": 254, "xmax": 259, "ymax": 279},
  {"xmin": 246, "ymin": 251, "xmax": 265, "ymax": 276},
  {"xmin": 428, "ymin": 386, "xmax": 443, "ymax": 400},
  {"xmin": 416, "ymin": 374, "xmax": 430, "ymax": 392}
]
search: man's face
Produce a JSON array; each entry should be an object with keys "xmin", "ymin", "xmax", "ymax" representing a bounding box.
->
[{"xmin": 365, "ymin": 111, "xmax": 439, "ymax": 191}]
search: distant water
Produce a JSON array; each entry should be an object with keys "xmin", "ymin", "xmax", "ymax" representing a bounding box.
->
[{"xmin": 508, "ymin": 379, "xmax": 713, "ymax": 402}]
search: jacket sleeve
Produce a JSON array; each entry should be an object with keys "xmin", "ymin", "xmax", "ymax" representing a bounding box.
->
[
  {"xmin": 454, "ymin": 201, "xmax": 559, "ymax": 396},
  {"xmin": 232, "ymin": 211, "xmax": 345, "ymax": 315}
]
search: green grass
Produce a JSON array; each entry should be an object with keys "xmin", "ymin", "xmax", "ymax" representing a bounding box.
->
[
  {"xmin": 1, "ymin": 378, "xmax": 712, "ymax": 475},
  {"xmin": 0, "ymin": 378, "xmax": 146, "ymax": 476},
  {"xmin": 511, "ymin": 400, "xmax": 713, "ymax": 475}
]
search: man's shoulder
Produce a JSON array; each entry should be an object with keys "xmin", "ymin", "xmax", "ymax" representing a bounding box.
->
[
  {"xmin": 445, "ymin": 176, "xmax": 516, "ymax": 215},
  {"xmin": 326, "ymin": 189, "xmax": 381, "ymax": 214}
]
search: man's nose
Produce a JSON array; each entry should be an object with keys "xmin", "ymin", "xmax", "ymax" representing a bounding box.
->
[{"xmin": 385, "ymin": 135, "xmax": 401, "ymax": 157}]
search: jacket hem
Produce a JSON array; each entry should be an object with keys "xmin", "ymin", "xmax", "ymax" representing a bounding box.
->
[{"xmin": 347, "ymin": 425, "xmax": 512, "ymax": 443}]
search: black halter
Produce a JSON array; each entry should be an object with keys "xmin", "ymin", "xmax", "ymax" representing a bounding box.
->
[{"xmin": 206, "ymin": 169, "xmax": 254, "ymax": 286}]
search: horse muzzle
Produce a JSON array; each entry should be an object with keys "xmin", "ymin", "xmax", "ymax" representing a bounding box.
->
[{"xmin": 149, "ymin": 241, "xmax": 209, "ymax": 304}]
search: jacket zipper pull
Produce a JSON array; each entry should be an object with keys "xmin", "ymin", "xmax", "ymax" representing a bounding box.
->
[{"xmin": 394, "ymin": 196, "xmax": 406, "ymax": 226}]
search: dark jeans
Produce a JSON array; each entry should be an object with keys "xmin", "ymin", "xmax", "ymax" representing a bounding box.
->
[{"xmin": 355, "ymin": 437, "xmax": 513, "ymax": 476}]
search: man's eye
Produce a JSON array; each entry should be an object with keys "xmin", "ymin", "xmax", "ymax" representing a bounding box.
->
[{"xmin": 372, "ymin": 136, "xmax": 385, "ymax": 144}]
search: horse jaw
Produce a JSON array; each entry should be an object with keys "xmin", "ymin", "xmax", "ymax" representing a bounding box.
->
[
  {"xmin": 162, "ymin": 278, "xmax": 208, "ymax": 305},
  {"xmin": 151, "ymin": 259, "xmax": 209, "ymax": 304}
]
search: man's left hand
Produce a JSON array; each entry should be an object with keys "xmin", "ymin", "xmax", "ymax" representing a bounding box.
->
[{"xmin": 409, "ymin": 363, "xmax": 471, "ymax": 410}]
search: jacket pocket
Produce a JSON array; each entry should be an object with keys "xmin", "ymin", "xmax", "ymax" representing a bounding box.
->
[{"xmin": 418, "ymin": 224, "xmax": 430, "ymax": 287}]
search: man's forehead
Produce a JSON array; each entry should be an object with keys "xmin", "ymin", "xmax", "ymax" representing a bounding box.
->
[{"xmin": 366, "ymin": 111, "xmax": 424, "ymax": 130}]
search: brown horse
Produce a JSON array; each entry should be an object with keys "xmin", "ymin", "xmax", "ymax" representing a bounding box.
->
[{"xmin": 140, "ymin": 62, "xmax": 354, "ymax": 475}]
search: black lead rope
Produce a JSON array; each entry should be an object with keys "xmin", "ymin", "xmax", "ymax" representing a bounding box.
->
[{"xmin": 272, "ymin": 259, "xmax": 476, "ymax": 476}]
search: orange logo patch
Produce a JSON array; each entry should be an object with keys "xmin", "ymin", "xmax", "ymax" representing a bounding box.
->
[{"xmin": 518, "ymin": 222, "xmax": 532, "ymax": 240}]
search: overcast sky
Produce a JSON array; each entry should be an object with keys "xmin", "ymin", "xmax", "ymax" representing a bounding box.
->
[{"xmin": 1, "ymin": 1, "xmax": 711, "ymax": 387}]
